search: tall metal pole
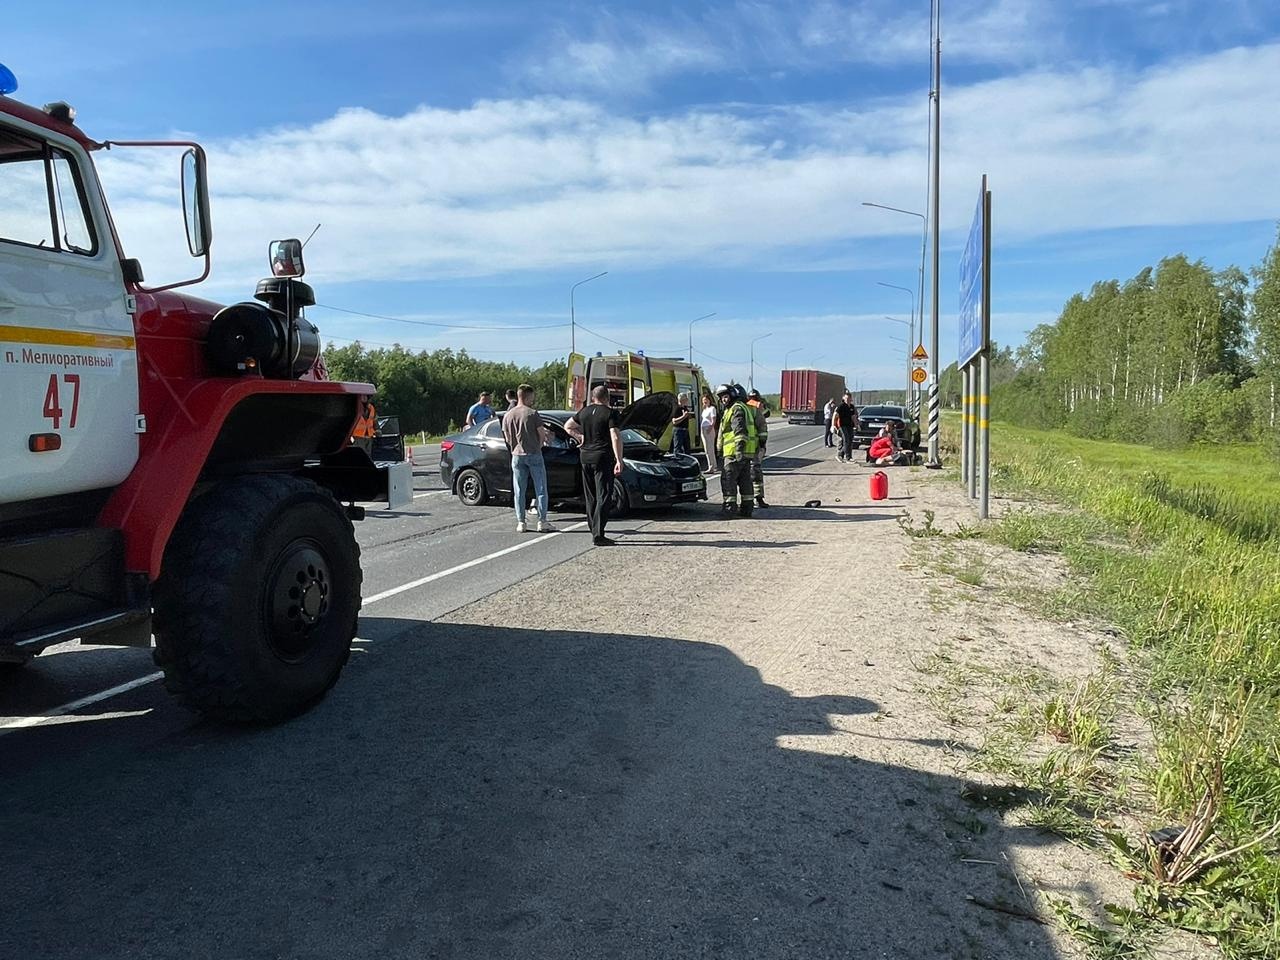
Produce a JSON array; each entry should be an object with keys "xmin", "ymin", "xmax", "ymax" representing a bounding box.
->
[
  {"xmin": 688, "ymin": 311, "xmax": 716, "ymax": 364},
  {"xmin": 926, "ymin": 0, "xmax": 943, "ymax": 467},
  {"xmin": 570, "ymin": 271, "xmax": 608, "ymax": 357}
]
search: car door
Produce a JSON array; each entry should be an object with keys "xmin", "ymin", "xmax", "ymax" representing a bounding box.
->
[
  {"xmin": 0, "ymin": 120, "xmax": 138, "ymax": 506},
  {"xmin": 540, "ymin": 422, "xmax": 580, "ymax": 498},
  {"xmin": 475, "ymin": 419, "xmax": 514, "ymax": 496}
]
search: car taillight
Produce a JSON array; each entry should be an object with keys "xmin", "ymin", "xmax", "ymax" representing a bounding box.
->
[{"xmin": 440, "ymin": 441, "xmax": 453, "ymax": 451}]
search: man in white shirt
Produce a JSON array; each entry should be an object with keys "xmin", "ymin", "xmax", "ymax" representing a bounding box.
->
[{"xmin": 822, "ymin": 398, "xmax": 836, "ymax": 448}]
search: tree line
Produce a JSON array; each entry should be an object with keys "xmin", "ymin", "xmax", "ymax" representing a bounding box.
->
[
  {"xmin": 322, "ymin": 342, "xmax": 568, "ymax": 436},
  {"xmin": 938, "ymin": 226, "xmax": 1280, "ymax": 453}
]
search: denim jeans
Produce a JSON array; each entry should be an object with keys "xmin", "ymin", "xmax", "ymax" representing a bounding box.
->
[{"xmin": 512, "ymin": 454, "xmax": 548, "ymax": 523}]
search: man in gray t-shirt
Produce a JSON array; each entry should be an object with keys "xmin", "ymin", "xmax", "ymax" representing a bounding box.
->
[{"xmin": 501, "ymin": 383, "xmax": 554, "ymax": 533}]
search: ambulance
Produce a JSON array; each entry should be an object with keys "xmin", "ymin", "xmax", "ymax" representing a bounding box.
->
[{"xmin": 568, "ymin": 351, "xmax": 708, "ymax": 452}]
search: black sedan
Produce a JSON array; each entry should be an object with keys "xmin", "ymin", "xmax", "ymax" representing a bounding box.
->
[
  {"xmin": 439, "ymin": 394, "xmax": 708, "ymax": 514},
  {"xmin": 852, "ymin": 404, "xmax": 921, "ymax": 450}
]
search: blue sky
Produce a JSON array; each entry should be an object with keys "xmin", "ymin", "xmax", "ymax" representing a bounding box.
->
[{"xmin": 6, "ymin": 0, "xmax": 1280, "ymax": 392}]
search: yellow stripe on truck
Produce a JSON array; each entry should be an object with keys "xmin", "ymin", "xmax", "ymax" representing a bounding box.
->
[{"xmin": 0, "ymin": 324, "xmax": 135, "ymax": 350}]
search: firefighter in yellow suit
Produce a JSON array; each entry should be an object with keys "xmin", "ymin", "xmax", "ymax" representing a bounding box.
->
[
  {"xmin": 746, "ymin": 388, "xmax": 769, "ymax": 508},
  {"xmin": 717, "ymin": 384, "xmax": 757, "ymax": 518}
]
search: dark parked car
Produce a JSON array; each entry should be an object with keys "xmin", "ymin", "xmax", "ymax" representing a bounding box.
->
[
  {"xmin": 852, "ymin": 404, "xmax": 921, "ymax": 450},
  {"xmin": 439, "ymin": 393, "xmax": 707, "ymax": 514}
]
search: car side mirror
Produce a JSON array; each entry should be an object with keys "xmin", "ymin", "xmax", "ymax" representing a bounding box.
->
[
  {"xmin": 269, "ymin": 238, "xmax": 305, "ymax": 278},
  {"xmin": 180, "ymin": 147, "xmax": 212, "ymax": 257}
]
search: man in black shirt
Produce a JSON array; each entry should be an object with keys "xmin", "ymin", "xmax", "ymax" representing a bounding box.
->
[
  {"xmin": 833, "ymin": 392, "xmax": 858, "ymax": 462},
  {"xmin": 565, "ymin": 385, "xmax": 625, "ymax": 546}
]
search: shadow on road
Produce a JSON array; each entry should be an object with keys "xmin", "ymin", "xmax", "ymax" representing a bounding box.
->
[{"xmin": 0, "ymin": 621, "xmax": 1065, "ymax": 960}]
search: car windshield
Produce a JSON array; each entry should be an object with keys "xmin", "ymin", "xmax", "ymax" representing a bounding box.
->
[{"xmin": 860, "ymin": 406, "xmax": 903, "ymax": 419}]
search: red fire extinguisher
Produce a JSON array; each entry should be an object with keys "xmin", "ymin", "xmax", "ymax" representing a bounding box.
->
[{"xmin": 870, "ymin": 470, "xmax": 889, "ymax": 501}]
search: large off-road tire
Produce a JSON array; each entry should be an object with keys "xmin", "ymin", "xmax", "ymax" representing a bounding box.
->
[
  {"xmin": 455, "ymin": 468, "xmax": 488, "ymax": 506},
  {"xmin": 152, "ymin": 475, "xmax": 362, "ymax": 724}
]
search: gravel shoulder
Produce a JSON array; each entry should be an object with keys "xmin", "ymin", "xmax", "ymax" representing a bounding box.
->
[{"xmin": 429, "ymin": 437, "xmax": 1133, "ymax": 959}]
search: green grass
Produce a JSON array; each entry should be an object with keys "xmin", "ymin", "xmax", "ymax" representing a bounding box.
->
[{"xmin": 958, "ymin": 420, "xmax": 1280, "ymax": 958}]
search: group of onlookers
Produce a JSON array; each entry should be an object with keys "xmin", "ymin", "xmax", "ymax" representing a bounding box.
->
[
  {"xmin": 463, "ymin": 385, "xmax": 625, "ymax": 546},
  {"xmin": 461, "ymin": 382, "xmax": 774, "ymax": 542},
  {"xmin": 464, "ymin": 389, "xmax": 521, "ymax": 429}
]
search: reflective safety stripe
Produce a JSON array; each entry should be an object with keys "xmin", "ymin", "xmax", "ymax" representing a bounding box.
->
[
  {"xmin": 718, "ymin": 402, "xmax": 758, "ymax": 457},
  {"xmin": 0, "ymin": 324, "xmax": 135, "ymax": 350}
]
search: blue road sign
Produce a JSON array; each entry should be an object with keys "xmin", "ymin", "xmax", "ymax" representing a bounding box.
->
[{"xmin": 958, "ymin": 177, "xmax": 987, "ymax": 365}]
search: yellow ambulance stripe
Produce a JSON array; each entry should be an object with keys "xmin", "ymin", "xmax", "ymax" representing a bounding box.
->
[{"xmin": 0, "ymin": 324, "xmax": 135, "ymax": 350}]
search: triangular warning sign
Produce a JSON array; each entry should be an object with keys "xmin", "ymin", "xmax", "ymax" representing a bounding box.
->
[{"xmin": 912, "ymin": 344, "xmax": 928, "ymax": 360}]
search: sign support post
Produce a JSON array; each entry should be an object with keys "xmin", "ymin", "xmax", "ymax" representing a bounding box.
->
[
  {"xmin": 958, "ymin": 175, "xmax": 992, "ymax": 517},
  {"xmin": 960, "ymin": 365, "xmax": 970, "ymax": 485}
]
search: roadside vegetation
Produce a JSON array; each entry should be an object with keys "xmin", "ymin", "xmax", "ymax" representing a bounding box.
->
[
  {"xmin": 916, "ymin": 423, "xmax": 1280, "ymax": 958},
  {"xmin": 936, "ymin": 226, "xmax": 1280, "ymax": 458},
  {"xmin": 323, "ymin": 343, "xmax": 569, "ymax": 436}
]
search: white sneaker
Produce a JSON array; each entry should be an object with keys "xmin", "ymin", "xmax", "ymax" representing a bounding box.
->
[
  {"xmin": 537, "ymin": 520, "xmax": 556, "ymax": 532},
  {"xmin": 515, "ymin": 521, "xmax": 527, "ymax": 533}
]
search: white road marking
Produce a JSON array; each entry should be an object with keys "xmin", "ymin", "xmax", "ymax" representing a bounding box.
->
[
  {"xmin": 4, "ymin": 429, "xmax": 825, "ymax": 730},
  {"xmin": 705, "ymin": 432, "xmax": 825, "ymax": 479},
  {"xmin": 362, "ymin": 521, "xmax": 590, "ymax": 604},
  {"xmin": 0, "ymin": 672, "xmax": 163, "ymax": 734}
]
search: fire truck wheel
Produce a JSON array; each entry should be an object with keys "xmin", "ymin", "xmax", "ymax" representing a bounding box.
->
[
  {"xmin": 456, "ymin": 468, "xmax": 487, "ymax": 506},
  {"xmin": 153, "ymin": 475, "xmax": 361, "ymax": 724}
]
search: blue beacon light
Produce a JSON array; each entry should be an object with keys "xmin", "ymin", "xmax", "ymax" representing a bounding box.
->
[{"xmin": 0, "ymin": 63, "xmax": 18, "ymax": 96}]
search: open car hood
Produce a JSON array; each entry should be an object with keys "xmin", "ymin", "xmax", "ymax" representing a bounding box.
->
[{"xmin": 616, "ymin": 391, "xmax": 677, "ymax": 441}]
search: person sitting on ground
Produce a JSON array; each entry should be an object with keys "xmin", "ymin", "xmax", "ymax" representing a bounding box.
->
[{"xmin": 867, "ymin": 426, "xmax": 897, "ymax": 465}]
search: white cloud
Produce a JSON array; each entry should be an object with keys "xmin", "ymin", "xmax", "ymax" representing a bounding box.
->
[{"xmin": 87, "ymin": 42, "xmax": 1280, "ymax": 300}]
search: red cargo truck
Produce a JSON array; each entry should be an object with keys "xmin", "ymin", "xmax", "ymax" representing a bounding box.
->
[{"xmin": 780, "ymin": 369, "xmax": 846, "ymax": 424}]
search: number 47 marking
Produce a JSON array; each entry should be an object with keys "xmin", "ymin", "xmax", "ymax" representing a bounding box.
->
[{"xmin": 43, "ymin": 374, "xmax": 81, "ymax": 429}]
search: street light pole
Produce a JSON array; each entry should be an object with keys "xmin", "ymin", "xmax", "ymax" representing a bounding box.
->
[
  {"xmin": 865, "ymin": 202, "xmax": 928, "ymax": 410},
  {"xmin": 878, "ymin": 282, "xmax": 916, "ymax": 411},
  {"xmin": 688, "ymin": 312, "xmax": 716, "ymax": 365},
  {"xmin": 784, "ymin": 347, "xmax": 803, "ymax": 368},
  {"xmin": 749, "ymin": 333, "xmax": 772, "ymax": 391},
  {"xmin": 570, "ymin": 271, "xmax": 608, "ymax": 356},
  {"xmin": 927, "ymin": 0, "xmax": 942, "ymax": 466}
]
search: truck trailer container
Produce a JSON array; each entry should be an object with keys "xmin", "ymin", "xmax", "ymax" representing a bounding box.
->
[{"xmin": 780, "ymin": 369, "xmax": 846, "ymax": 424}]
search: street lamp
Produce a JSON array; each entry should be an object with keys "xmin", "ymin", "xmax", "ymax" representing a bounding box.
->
[
  {"xmin": 749, "ymin": 333, "xmax": 772, "ymax": 391},
  {"xmin": 878, "ymin": 283, "xmax": 916, "ymax": 408},
  {"xmin": 784, "ymin": 347, "xmax": 804, "ymax": 368},
  {"xmin": 864, "ymin": 200, "xmax": 926, "ymax": 358},
  {"xmin": 866, "ymin": 202, "xmax": 928, "ymax": 413},
  {"xmin": 570, "ymin": 271, "xmax": 608, "ymax": 356},
  {"xmin": 688, "ymin": 312, "xmax": 716, "ymax": 364}
]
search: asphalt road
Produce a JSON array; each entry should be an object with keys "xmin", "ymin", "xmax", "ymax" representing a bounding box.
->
[{"xmin": 0, "ymin": 421, "xmax": 834, "ymax": 959}]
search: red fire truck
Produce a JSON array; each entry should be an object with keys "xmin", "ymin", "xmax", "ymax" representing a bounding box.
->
[{"xmin": 0, "ymin": 68, "xmax": 408, "ymax": 722}]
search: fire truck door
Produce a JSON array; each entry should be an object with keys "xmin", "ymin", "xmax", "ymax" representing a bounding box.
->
[{"xmin": 0, "ymin": 126, "xmax": 138, "ymax": 505}]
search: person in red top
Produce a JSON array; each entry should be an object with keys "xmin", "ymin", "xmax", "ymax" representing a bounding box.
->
[{"xmin": 867, "ymin": 426, "xmax": 897, "ymax": 464}]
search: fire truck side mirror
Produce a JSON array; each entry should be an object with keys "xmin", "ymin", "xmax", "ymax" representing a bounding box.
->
[
  {"xmin": 180, "ymin": 147, "xmax": 212, "ymax": 257},
  {"xmin": 269, "ymin": 239, "xmax": 305, "ymax": 278}
]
